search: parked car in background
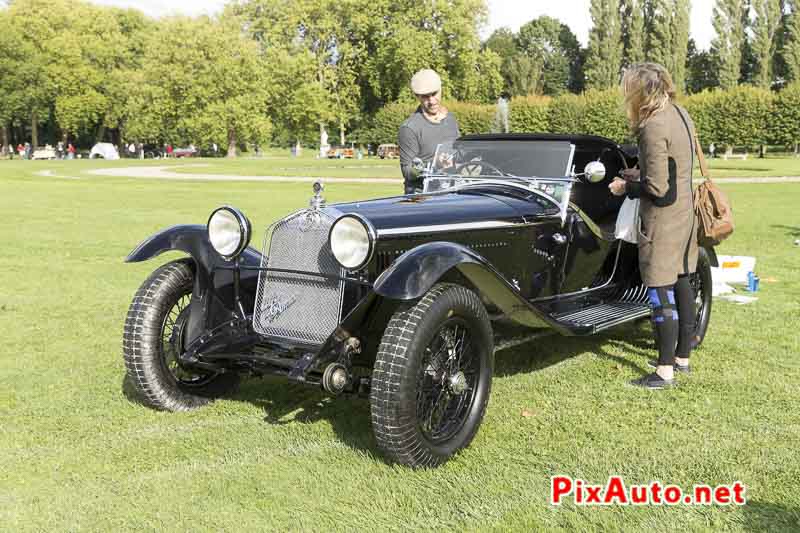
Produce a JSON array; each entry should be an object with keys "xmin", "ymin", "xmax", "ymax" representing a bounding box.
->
[
  {"xmin": 173, "ymin": 145, "xmax": 198, "ymax": 158},
  {"xmin": 327, "ymin": 146, "xmax": 354, "ymax": 159},
  {"xmin": 31, "ymin": 145, "xmax": 57, "ymax": 160},
  {"xmin": 377, "ymin": 143, "xmax": 399, "ymax": 159},
  {"xmin": 122, "ymin": 133, "xmax": 715, "ymax": 468}
]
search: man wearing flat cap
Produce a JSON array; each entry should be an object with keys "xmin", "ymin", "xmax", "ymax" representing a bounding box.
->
[{"xmin": 398, "ymin": 68, "xmax": 460, "ymax": 194}]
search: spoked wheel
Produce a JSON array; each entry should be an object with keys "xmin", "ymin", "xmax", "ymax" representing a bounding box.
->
[
  {"xmin": 417, "ymin": 320, "xmax": 479, "ymax": 443},
  {"xmin": 371, "ymin": 283, "xmax": 493, "ymax": 468},
  {"xmin": 161, "ymin": 292, "xmax": 215, "ymax": 387},
  {"xmin": 690, "ymin": 247, "xmax": 713, "ymax": 348},
  {"xmin": 123, "ymin": 259, "xmax": 239, "ymax": 411}
]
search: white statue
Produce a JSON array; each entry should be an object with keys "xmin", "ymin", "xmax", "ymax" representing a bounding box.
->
[{"xmin": 319, "ymin": 126, "xmax": 330, "ymax": 158}]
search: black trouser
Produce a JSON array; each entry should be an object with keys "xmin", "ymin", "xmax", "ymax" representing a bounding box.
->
[{"xmin": 648, "ymin": 274, "xmax": 696, "ymax": 366}]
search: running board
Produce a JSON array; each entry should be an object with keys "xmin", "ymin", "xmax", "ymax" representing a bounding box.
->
[{"xmin": 551, "ymin": 302, "xmax": 651, "ymax": 335}]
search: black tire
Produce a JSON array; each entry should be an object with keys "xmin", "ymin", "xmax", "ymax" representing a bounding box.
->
[
  {"xmin": 122, "ymin": 260, "xmax": 239, "ymax": 411},
  {"xmin": 370, "ymin": 283, "xmax": 494, "ymax": 468},
  {"xmin": 691, "ymin": 247, "xmax": 713, "ymax": 347}
]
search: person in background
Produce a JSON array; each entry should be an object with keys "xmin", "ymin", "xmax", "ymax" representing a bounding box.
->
[
  {"xmin": 398, "ymin": 68, "xmax": 460, "ymax": 194},
  {"xmin": 67, "ymin": 143, "xmax": 75, "ymax": 160},
  {"xmin": 17, "ymin": 143, "xmax": 24, "ymax": 159},
  {"xmin": 709, "ymin": 142, "xmax": 716, "ymax": 159},
  {"xmin": 609, "ymin": 62, "xmax": 699, "ymax": 390},
  {"xmin": 24, "ymin": 142, "xmax": 31, "ymax": 160}
]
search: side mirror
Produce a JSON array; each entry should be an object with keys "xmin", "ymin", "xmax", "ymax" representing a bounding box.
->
[{"xmin": 583, "ymin": 161, "xmax": 606, "ymax": 183}]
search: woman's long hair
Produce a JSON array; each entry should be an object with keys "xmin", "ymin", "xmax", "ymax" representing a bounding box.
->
[{"xmin": 621, "ymin": 63, "xmax": 676, "ymax": 130}]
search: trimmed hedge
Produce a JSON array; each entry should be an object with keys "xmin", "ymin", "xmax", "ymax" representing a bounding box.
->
[
  {"xmin": 509, "ymin": 96, "xmax": 551, "ymax": 133},
  {"xmin": 361, "ymin": 85, "xmax": 796, "ymax": 149},
  {"xmin": 683, "ymin": 86, "xmax": 773, "ymax": 149},
  {"xmin": 770, "ymin": 83, "xmax": 800, "ymax": 148}
]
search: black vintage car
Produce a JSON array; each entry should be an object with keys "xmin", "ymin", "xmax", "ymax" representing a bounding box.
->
[{"xmin": 122, "ymin": 133, "xmax": 715, "ymax": 468}]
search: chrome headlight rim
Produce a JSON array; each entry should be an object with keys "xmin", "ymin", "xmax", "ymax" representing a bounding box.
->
[
  {"xmin": 329, "ymin": 213, "xmax": 376, "ymax": 271},
  {"xmin": 207, "ymin": 205, "xmax": 252, "ymax": 261}
]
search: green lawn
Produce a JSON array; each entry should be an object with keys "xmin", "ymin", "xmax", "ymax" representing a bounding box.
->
[
  {"xmin": 3, "ymin": 151, "xmax": 799, "ymax": 181},
  {"xmin": 1, "ymin": 162, "xmax": 799, "ymax": 531}
]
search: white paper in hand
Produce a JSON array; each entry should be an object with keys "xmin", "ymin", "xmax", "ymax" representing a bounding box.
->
[{"xmin": 615, "ymin": 197, "xmax": 639, "ymax": 243}]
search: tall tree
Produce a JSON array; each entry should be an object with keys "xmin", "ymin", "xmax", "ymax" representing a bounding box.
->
[
  {"xmin": 712, "ymin": 0, "xmax": 747, "ymax": 88},
  {"xmin": 517, "ymin": 16, "xmax": 582, "ymax": 95},
  {"xmin": 585, "ymin": 0, "xmax": 624, "ymax": 89},
  {"xmin": 669, "ymin": 0, "xmax": 692, "ymax": 90},
  {"xmin": 126, "ymin": 17, "xmax": 274, "ymax": 156},
  {"xmin": 621, "ymin": 0, "xmax": 646, "ymax": 66},
  {"xmin": 752, "ymin": 0, "xmax": 782, "ymax": 86},
  {"xmin": 686, "ymin": 38, "xmax": 718, "ymax": 92},
  {"xmin": 643, "ymin": 0, "xmax": 690, "ymax": 89},
  {"xmin": 786, "ymin": 0, "xmax": 800, "ymax": 80},
  {"xmin": 484, "ymin": 27, "xmax": 520, "ymax": 94}
]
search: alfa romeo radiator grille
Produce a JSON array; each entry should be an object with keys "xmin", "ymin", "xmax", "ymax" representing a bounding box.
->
[{"xmin": 253, "ymin": 210, "xmax": 344, "ymax": 346}]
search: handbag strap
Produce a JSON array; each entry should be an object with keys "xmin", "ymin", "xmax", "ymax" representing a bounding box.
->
[{"xmin": 673, "ymin": 104, "xmax": 711, "ymax": 181}]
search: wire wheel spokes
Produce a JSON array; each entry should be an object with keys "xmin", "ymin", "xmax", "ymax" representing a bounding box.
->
[
  {"xmin": 416, "ymin": 319, "xmax": 479, "ymax": 443},
  {"xmin": 160, "ymin": 292, "xmax": 213, "ymax": 385},
  {"xmin": 690, "ymin": 271, "xmax": 706, "ymax": 331}
]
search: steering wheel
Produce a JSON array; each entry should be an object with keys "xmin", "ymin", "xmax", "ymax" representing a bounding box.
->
[{"xmin": 455, "ymin": 159, "xmax": 507, "ymax": 177}]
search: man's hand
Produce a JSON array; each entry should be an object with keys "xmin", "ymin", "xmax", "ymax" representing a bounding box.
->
[
  {"xmin": 620, "ymin": 168, "xmax": 640, "ymax": 181},
  {"xmin": 609, "ymin": 177, "xmax": 627, "ymax": 196}
]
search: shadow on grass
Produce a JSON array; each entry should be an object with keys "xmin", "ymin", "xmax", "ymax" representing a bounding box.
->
[
  {"xmin": 741, "ymin": 500, "xmax": 800, "ymax": 531},
  {"xmin": 233, "ymin": 376, "xmax": 379, "ymax": 459},
  {"xmin": 492, "ymin": 320, "xmax": 655, "ymax": 378},
  {"xmin": 118, "ymin": 320, "xmax": 661, "ymax": 459},
  {"xmin": 771, "ymin": 224, "xmax": 800, "ymax": 237}
]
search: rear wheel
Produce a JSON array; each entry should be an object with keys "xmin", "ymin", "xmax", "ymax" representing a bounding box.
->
[
  {"xmin": 123, "ymin": 260, "xmax": 239, "ymax": 411},
  {"xmin": 690, "ymin": 247, "xmax": 713, "ymax": 347},
  {"xmin": 370, "ymin": 284, "xmax": 493, "ymax": 468}
]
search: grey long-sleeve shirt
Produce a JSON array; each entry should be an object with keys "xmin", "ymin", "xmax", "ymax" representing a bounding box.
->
[{"xmin": 398, "ymin": 107, "xmax": 459, "ymax": 192}]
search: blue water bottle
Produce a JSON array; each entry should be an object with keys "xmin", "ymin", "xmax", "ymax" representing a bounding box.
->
[{"xmin": 747, "ymin": 271, "xmax": 759, "ymax": 292}]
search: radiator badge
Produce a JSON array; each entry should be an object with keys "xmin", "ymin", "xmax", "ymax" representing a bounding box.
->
[{"xmin": 262, "ymin": 293, "xmax": 298, "ymax": 324}]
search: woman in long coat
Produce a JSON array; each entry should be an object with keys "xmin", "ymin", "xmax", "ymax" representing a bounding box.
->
[{"xmin": 610, "ymin": 63, "xmax": 699, "ymax": 389}]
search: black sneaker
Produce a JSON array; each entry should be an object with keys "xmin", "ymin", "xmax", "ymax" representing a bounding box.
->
[
  {"xmin": 630, "ymin": 372, "xmax": 677, "ymax": 389},
  {"xmin": 647, "ymin": 359, "xmax": 691, "ymax": 374}
]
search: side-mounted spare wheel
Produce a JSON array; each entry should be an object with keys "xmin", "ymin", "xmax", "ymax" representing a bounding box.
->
[
  {"xmin": 370, "ymin": 283, "xmax": 494, "ymax": 468},
  {"xmin": 123, "ymin": 259, "xmax": 239, "ymax": 411}
]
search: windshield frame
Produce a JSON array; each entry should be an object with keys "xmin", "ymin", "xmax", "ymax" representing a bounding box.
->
[{"xmin": 422, "ymin": 140, "xmax": 578, "ymax": 223}]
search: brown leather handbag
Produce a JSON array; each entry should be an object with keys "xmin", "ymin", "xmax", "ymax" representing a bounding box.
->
[{"xmin": 691, "ymin": 131, "xmax": 735, "ymax": 246}]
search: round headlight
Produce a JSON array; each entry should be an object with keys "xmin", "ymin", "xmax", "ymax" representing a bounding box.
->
[
  {"xmin": 330, "ymin": 215, "xmax": 374, "ymax": 270},
  {"xmin": 207, "ymin": 206, "xmax": 251, "ymax": 260}
]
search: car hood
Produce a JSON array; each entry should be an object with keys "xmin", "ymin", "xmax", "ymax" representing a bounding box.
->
[{"xmin": 330, "ymin": 190, "xmax": 539, "ymax": 236}]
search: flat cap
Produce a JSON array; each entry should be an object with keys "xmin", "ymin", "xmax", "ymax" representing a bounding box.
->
[{"xmin": 410, "ymin": 69, "xmax": 442, "ymax": 95}]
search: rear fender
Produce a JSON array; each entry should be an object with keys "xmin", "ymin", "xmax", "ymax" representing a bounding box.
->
[
  {"xmin": 373, "ymin": 242, "xmax": 567, "ymax": 332},
  {"xmin": 702, "ymin": 246, "xmax": 719, "ymax": 267}
]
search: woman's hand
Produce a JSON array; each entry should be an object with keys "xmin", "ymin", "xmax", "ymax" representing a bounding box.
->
[
  {"xmin": 620, "ymin": 168, "xmax": 640, "ymax": 181},
  {"xmin": 609, "ymin": 177, "xmax": 627, "ymax": 196}
]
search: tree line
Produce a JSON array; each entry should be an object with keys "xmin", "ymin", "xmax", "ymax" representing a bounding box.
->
[
  {"xmin": 1, "ymin": 0, "xmax": 799, "ymax": 154},
  {"xmin": 486, "ymin": 0, "xmax": 800, "ymax": 95}
]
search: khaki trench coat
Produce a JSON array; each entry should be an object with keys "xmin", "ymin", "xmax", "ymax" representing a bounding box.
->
[{"xmin": 634, "ymin": 103, "xmax": 699, "ymax": 287}]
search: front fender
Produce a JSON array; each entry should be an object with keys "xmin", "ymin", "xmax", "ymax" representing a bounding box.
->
[
  {"xmin": 126, "ymin": 224, "xmax": 263, "ymax": 345},
  {"xmin": 373, "ymin": 242, "xmax": 567, "ymax": 332},
  {"xmin": 125, "ymin": 223, "xmax": 262, "ymax": 272}
]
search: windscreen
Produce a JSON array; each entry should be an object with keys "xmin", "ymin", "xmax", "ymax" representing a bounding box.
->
[{"xmin": 431, "ymin": 139, "xmax": 574, "ymax": 178}]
